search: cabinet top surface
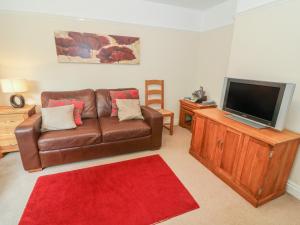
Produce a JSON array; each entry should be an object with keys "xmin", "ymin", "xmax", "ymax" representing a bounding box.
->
[
  {"xmin": 0, "ymin": 105, "xmax": 35, "ymax": 115},
  {"xmin": 180, "ymin": 99, "xmax": 216, "ymax": 109},
  {"xmin": 195, "ymin": 108, "xmax": 300, "ymax": 146}
]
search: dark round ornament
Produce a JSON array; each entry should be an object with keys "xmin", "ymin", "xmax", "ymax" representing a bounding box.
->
[{"xmin": 10, "ymin": 94, "xmax": 25, "ymax": 108}]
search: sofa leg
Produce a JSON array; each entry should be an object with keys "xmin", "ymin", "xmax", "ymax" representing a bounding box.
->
[{"xmin": 28, "ymin": 168, "xmax": 43, "ymax": 173}]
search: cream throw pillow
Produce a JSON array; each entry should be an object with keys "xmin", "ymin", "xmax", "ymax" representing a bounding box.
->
[
  {"xmin": 41, "ymin": 105, "xmax": 76, "ymax": 132},
  {"xmin": 116, "ymin": 99, "xmax": 144, "ymax": 121}
]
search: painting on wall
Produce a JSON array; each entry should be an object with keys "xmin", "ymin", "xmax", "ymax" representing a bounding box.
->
[{"xmin": 54, "ymin": 31, "xmax": 140, "ymax": 64}]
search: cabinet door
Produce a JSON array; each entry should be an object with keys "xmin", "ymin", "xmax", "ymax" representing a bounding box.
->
[
  {"xmin": 199, "ymin": 119, "xmax": 220, "ymax": 166},
  {"xmin": 215, "ymin": 126, "xmax": 243, "ymax": 181},
  {"xmin": 190, "ymin": 116, "xmax": 206, "ymax": 156},
  {"xmin": 237, "ymin": 137, "xmax": 270, "ymax": 197}
]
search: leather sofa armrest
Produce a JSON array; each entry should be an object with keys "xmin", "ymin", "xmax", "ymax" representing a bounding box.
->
[
  {"xmin": 141, "ymin": 106, "xmax": 163, "ymax": 149},
  {"xmin": 15, "ymin": 113, "xmax": 42, "ymax": 171}
]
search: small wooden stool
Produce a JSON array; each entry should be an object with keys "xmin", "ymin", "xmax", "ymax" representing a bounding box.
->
[{"xmin": 145, "ymin": 80, "xmax": 174, "ymax": 135}]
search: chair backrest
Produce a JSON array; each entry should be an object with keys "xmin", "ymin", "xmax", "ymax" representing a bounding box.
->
[{"xmin": 145, "ymin": 80, "xmax": 164, "ymax": 109}]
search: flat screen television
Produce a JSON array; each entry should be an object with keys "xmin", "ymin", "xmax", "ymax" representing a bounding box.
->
[{"xmin": 220, "ymin": 78, "xmax": 296, "ymax": 131}]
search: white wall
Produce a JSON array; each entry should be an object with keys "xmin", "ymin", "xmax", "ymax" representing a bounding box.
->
[
  {"xmin": 199, "ymin": 0, "xmax": 237, "ymax": 32},
  {"xmin": 0, "ymin": 11, "xmax": 200, "ymax": 123},
  {"xmin": 0, "ymin": 0, "xmax": 202, "ymax": 32},
  {"xmin": 237, "ymin": 0, "xmax": 281, "ymax": 13},
  {"xmin": 0, "ymin": 0, "xmax": 284, "ymax": 32}
]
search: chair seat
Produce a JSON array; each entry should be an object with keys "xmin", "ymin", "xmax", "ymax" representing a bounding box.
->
[
  {"xmin": 100, "ymin": 117, "xmax": 151, "ymax": 143},
  {"xmin": 38, "ymin": 119, "xmax": 102, "ymax": 151},
  {"xmin": 158, "ymin": 109, "xmax": 174, "ymax": 116}
]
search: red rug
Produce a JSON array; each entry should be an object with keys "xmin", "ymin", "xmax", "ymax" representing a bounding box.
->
[{"xmin": 19, "ymin": 155, "xmax": 199, "ymax": 225}]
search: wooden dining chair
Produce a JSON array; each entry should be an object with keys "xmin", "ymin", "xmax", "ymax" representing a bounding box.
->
[{"xmin": 145, "ymin": 80, "xmax": 174, "ymax": 135}]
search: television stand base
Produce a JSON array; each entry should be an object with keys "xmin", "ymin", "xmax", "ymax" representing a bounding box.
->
[{"xmin": 225, "ymin": 114, "xmax": 268, "ymax": 129}]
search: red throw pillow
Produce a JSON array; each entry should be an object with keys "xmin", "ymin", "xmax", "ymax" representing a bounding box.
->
[
  {"xmin": 109, "ymin": 89, "xmax": 139, "ymax": 116},
  {"xmin": 48, "ymin": 99, "xmax": 84, "ymax": 126}
]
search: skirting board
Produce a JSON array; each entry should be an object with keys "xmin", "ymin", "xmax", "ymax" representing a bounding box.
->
[{"xmin": 286, "ymin": 180, "xmax": 300, "ymax": 200}]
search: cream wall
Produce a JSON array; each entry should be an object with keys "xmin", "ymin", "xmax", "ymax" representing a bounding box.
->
[
  {"xmin": 0, "ymin": 11, "xmax": 200, "ymax": 123},
  {"xmin": 195, "ymin": 0, "xmax": 300, "ymax": 191},
  {"xmin": 1, "ymin": 0, "xmax": 299, "ymax": 195},
  {"xmin": 195, "ymin": 25, "xmax": 234, "ymax": 103},
  {"xmin": 228, "ymin": 0, "xmax": 300, "ymax": 188}
]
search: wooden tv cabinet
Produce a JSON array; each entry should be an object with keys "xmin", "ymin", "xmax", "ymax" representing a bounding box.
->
[{"xmin": 190, "ymin": 108, "xmax": 300, "ymax": 207}]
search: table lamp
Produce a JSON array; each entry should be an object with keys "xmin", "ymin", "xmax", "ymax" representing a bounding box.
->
[{"xmin": 0, "ymin": 78, "xmax": 28, "ymax": 108}]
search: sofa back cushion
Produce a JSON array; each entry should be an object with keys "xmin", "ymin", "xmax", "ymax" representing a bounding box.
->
[
  {"xmin": 110, "ymin": 89, "xmax": 140, "ymax": 117},
  {"xmin": 95, "ymin": 88, "xmax": 137, "ymax": 118},
  {"xmin": 47, "ymin": 99, "xmax": 84, "ymax": 125},
  {"xmin": 41, "ymin": 89, "xmax": 97, "ymax": 119}
]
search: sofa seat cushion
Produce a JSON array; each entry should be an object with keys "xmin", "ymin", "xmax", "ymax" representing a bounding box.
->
[
  {"xmin": 38, "ymin": 119, "xmax": 101, "ymax": 151},
  {"xmin": 100, "ymin": 117, "xmax": 151, "ymax": 143}
]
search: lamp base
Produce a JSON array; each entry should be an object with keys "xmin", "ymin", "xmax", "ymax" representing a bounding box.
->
[{"xmin": 10, "ymin": 94, "xmax": 25, "ymax": 108}]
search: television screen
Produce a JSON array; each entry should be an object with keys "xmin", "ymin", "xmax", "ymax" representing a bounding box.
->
[
  {"xmin": 222, "ymin": 78, "xmax": 287, "ymax": 127},
  {"xmin": 226, "ymin": 82, "xmax": 280, "ymax": 122}
]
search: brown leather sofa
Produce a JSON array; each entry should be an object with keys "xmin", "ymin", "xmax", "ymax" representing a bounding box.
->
[{"xmin": 15, "ymin": 89, "xmax": 163, "ymax": 172}]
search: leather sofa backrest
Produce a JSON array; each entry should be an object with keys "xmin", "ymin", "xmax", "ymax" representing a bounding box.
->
[
  {"xmin": 95, "ymin": 88, "xmax": 137, "ymax": 118},
  {"xmin": 41, "ymin": 89, "xmax": 97, "ymax": 119}
]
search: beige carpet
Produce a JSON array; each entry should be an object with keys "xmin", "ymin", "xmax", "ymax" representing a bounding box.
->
[{"xmin": 0, "ymin": 126, "xmax": 300, "ymax": 225}]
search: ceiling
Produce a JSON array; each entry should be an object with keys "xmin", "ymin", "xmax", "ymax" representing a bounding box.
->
[{"xmin": 146, "ymin": 0, "xmax": 228, "ymax": 10}]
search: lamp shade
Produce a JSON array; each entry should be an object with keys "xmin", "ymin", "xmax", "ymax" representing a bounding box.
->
[{"xmin": 0, "ymin": 79, "xmax": 28, "ymax": 93}]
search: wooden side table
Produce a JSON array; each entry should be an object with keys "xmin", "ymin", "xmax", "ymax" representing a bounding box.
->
[
  {"xmin": 0, "ymin": 105, "xmax": 36, "ymax": 158},
  {"xmin": 179, "ymin": 99, "xmax": 216, "ymax": 131}
]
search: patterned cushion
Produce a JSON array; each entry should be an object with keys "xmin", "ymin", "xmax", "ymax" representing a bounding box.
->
[
  {"xmin": 109, "ymin": 89, "xmax": 139, "ymax": 116},
  {"xmin": 48, "ymin": 99, "xmax": 84, "ymax": 126}
]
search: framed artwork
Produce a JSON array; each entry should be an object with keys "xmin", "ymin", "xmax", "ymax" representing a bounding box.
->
[{"xmin": 54, "ymin": 31, "xmax": 140, "ymax": 64}]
